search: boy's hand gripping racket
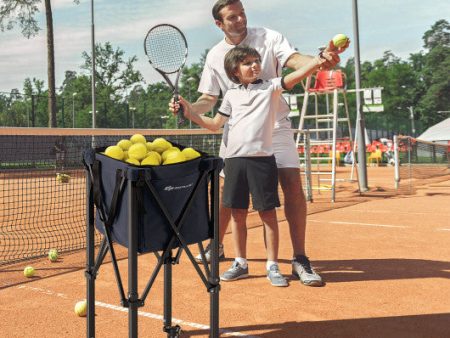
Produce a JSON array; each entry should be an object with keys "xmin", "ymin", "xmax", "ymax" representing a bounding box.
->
[{"xmin": 144, "ymin": 24, "xmax": 188, "ymax": 125}]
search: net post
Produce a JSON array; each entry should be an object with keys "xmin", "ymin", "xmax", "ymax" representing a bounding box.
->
[{"xmin": 394, "ymin": 135, "xmax": 400, "ymax": 189}]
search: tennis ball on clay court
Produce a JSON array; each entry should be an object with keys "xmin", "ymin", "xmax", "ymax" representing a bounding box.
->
[
  {"xmin": 24, "ymin": 266, "xmax": 35, "ymax": 278},
  {"xmin": 126, "ymin": 157, "xmax": 140, "ymax": 166},
  {"xmin": 48, "ymin": 248, "xmax": 59, "ymax": 262},
  {"xmin": 130, "ymin": 133, "xmax": 146, "ymax": 144},
  {"xmin": 181, "ymin": 147, "xmax": 201, "ymax": 160},
  {"xmin": 332, "ymin": 33, "xmax": 348, "ymax": 48},
  {"xmin": 104, "ymin": 145, "xmax": 124, "ymax": 161},
  {"xmin": 152, "ymin": 138, "xmax": 172, "ymax": 153},
  {"xmin": 117, "ymin": 139, "xmax": 133, "ymax": 150},
  {"xmin": 128, "ymin": 143, "xmax": 148, "ymax": 161},
  {"xmin": 74, "ymin": 300, "xmax": 87, "ymax": 317}
]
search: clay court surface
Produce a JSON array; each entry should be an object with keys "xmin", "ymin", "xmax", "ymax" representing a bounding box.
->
[{"xmin": 1, "ymin": 167, "xmax": 449, "ymax": 337}]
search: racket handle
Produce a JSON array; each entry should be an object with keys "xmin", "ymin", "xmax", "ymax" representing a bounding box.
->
[{"xmin": 174, "ymin": 95, "xmax": 185, "ymax": 125}]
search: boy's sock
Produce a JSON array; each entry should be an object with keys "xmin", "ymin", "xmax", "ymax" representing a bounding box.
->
[
  {"xmin": 266, "ymin": 260, "xmax": 278, "ymax": 271},
  {"xmin": 235, "ymin": 257, "xmax": 248, "ymax": 269}
]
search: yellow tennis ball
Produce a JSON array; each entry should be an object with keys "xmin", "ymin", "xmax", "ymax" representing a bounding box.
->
[
  {"xmin": 152, "ymin": 138, "xmax": 172, "ymax": 153},
  {"xmin": 163, "ymin": 152, "xmax": 186, "ymax": 165},
  {"xmin": 74, "ymin": 300, "xmax": 87, "ymax": 317},
  {"xmin": 117, "ymin": 139, "xmax": 133, "ymax": 150},
  {"xmin": 105, "ymin": 145, "xmax": 124, "ymax": 161},
  {"xmin": 141, "ymin": 153, "xmax": 161, "ymax": 166},
  {"xmin": 130, "ymin": 134, "xmax": 146, "ymax": 144},
  {"xmin": 161, "ymin": 147, "xmax": 181, "ymax": 162},
  {"xmin": 128, "ymin": 143, "xmax": 147, "ymax": 161},
  {"xmin": 48, "ymin": 249, "xmax": 59, "ymax": 262},
  {"xmin": 181, "ymin": 147, "xmax": 201, "ymax": 160},
  {"xmin": 126, "ymin": 157, "xmax": 140, "ymax": 166},
  {"xmin": 24, "ymin": 266, "xmax": 35, "ymax": 278},
  {"xmin": 332, "ymin": 33, "xmax": 348, "ymax": 48}
]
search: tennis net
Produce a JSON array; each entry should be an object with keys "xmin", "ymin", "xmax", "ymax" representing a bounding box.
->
[
  {"xmin": 394, "ymin": 135, "xmax": 450, "ymax": 193},
  {"xmin": 0, "ymin": 128, "xmax": 222, "ymax": 265}
]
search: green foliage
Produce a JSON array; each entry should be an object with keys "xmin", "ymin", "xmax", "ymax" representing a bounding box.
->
[{"xmin": 1, "ymin": 21, "xmax": 449, "ymax": 133}]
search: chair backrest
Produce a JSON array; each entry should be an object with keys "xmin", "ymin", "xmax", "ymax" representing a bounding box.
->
[{"xmin": 310, "ymin": 70, "xmax": 345, "ymax": 92}]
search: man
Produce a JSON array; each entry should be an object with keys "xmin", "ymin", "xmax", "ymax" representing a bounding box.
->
[{"xmin": 170, "ymin": 0, "xmax": 347, "ymax": 287}]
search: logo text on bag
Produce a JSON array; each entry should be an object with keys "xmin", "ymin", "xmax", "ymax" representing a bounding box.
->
[{"xmin": 164, "ymin": 183, "xmax": 194, "ymax": 191}]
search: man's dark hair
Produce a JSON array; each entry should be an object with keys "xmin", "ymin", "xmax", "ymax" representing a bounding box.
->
[
  {"xmin": 224, "ymin": 46, "xmax": 261, "ymax": 84},
  {"xmin": 212, "ymin": 0, "xmax": 241, "ymax": 21}
]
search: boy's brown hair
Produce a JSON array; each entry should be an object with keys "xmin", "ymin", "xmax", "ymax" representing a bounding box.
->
[{"xmin": 224, "ymin": 46, "xmax": 261, "ymax": 84}]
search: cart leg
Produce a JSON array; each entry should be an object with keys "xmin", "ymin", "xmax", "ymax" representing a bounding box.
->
[
  {"xmin": 209, "ymin": 168, "xmax": 220, "ymax": 338},
  {"xmin": 163, "ymin": 250, "xmax": 181, "ymax": 337},
  {"xmin": 86, "ymin": 172, "xmax": 96, "ymax": 338},
  {"xmin": 128, "ymin": 180, "xmax": 138, "ymax": 338}
]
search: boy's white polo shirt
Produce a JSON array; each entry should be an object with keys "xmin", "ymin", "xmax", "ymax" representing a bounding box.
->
[{"xmin": 218, "ymin": 78, "xmax": 284, "ymax": 159}]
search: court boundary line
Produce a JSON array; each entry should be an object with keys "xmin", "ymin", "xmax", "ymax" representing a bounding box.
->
[{"xmin": 16, "ymin": 285, "xmax": 260, "ymax": 338}]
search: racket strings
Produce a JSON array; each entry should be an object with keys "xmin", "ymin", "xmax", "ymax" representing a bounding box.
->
[{"xmin": 145, "ymin": 25, "xmax": 187, "ymax": 73}]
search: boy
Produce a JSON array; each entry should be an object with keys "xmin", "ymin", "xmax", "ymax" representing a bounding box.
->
[{"xmin": 175, "ymin": 45, "xmax": 329, "ymax": 286}]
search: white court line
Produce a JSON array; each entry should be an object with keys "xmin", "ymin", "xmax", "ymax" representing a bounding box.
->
[
  {"xmin": 437, "ymin": 228, "xmax": 450, "ymax": 232},
  {"xmin": 308, "ymin": 219, "xmax": 409, "ymax": 228},
  {"xmin": 334, "ymin": 209, "xmax": 450, "ymax": 217},
  {"xmin": 17, "ymin": 285, "xmax": 259, "ymax": 338}
]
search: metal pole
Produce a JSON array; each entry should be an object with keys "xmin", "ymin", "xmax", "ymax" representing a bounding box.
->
[
  {"xmin": 72, "ymin": 93, "xmax": 77, "ymax": 128},
  {"xmin": 352, "ymin": 0, "xmax": 368, "ymax": 191},
  {"xmin": 409, "ymin": 106, "xmax": 416, "ymax": 137},
  {"xmin": 90, "ymin": 0, "xmax": 96, "ymax": 143}
]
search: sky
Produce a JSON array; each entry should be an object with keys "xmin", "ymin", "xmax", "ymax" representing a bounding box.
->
[{"xmin": 0, "ymin": 0, "xmax": 449, "ymax": 93}]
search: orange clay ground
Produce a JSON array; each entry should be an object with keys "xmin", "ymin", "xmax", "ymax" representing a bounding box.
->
[{"xmin": 1, "ymin": 167, "xmax": 449, "ymax": 337}]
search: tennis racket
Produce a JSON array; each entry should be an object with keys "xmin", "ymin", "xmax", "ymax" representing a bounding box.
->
[{"xmin": 144, "ymin": 24, "xmax": 188, "ymax": 125}]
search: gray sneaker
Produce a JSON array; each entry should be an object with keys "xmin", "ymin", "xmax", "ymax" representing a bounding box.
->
[
  {"xmin": 292, "ymin": 255, "xmax": 324, "ymax": 287},
  {"xmin": 267, "ymin": 264, "xmax": 288, "ymax": 287},
  {"xmin": 195, "ymin": 243, "xmax": 225, "ymax": 263},
  {"xmin": 220, "ymin": 261, "xmax": 249, "ymax": 281}
]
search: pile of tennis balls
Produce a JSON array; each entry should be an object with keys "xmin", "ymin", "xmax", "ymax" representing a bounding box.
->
[{"xmin": 103, "ymin": 134, "xmax": 201, "ymax": 166}]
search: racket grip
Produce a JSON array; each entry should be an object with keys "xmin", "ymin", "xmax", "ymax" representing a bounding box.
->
[
  {"xmin": 175, "ymin": 96, "xmax": 185, "ymax": 125},
  {"xmin": 177, "ymin": 105, "xmax": 185, "ymax": 125}
]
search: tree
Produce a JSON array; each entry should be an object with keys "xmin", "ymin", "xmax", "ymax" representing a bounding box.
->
[
  {"xmin": 417, "ymin": 19, "xmax": 450, "ymax": 128},
  {"xmin": 0, "ymin": 0, "xmax": 79, "ymax": 127},
  {"xmin": 81, "ymin": 42, "xmax": 144, "ymax": 128}
]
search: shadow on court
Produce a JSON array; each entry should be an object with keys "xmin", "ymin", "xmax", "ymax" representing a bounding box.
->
[
  {"xmin": 184, "ymin": 312, "xmax": 450, "ymax": 337},
  {"xmin": 244, "ymin": 258, "xmax": 450, "ymax": 283}
]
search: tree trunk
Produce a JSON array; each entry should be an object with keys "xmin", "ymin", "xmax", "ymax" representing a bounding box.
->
[{"xmin": 45, "ymin": 0, "xmax": 57, "ymax": 127}]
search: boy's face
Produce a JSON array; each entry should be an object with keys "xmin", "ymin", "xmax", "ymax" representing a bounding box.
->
[{"xmin": 234, "ymin": 55, "xmax": 261, "ymax": 84}]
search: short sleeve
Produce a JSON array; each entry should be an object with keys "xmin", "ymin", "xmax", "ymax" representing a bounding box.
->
[
  {"xmin": 270, "ymin": 29, "xmax": 299, "ymax": 68},
  {"xmin": 198, "ymin": 58, "xmax": 221, "ymax": 96},
  {"xmin": 218, "ymin": 92, "xmax": 232, "ymax": 117}
]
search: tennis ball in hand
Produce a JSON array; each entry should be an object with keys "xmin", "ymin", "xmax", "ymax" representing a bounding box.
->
[
  {"xmin": 24, "ymin": 266, "xmax": 35, "ymax": 278},
  {"xmin": 74, "ymin": 300, "xmax": 87, "ymax": 317},
  {"xmin": 332, "ymin": 34, "xmax": 348, "ymax": 48},
  {"xmin": 48, "ymin": 249, "xmax": 59, "ymax": 262}
]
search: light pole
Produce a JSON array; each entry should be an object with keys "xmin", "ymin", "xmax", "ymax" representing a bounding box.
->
[
  {"xmin": 130, "ymin": 106, "xmax": 136, "ymax": 128},
  {"xmin": 408, "ymin": 106, "xmax": 415, "ymax": 137},
  {"xmin": 72, "ymin": 93, "xmax": 77, "ymax": 128}
]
